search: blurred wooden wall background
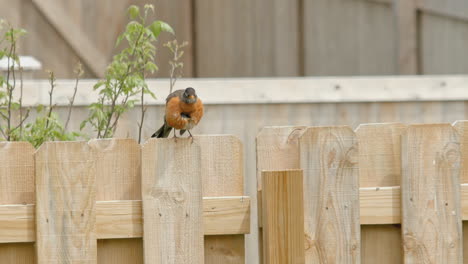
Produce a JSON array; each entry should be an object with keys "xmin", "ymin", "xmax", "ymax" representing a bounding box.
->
[{"xmin": 1, "ymin": 0, "xmax": 468, "ymax": 79}]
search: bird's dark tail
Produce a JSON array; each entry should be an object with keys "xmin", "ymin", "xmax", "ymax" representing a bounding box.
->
[{"xmin": 151, "ymin": 123, "xmax": 172, "ymax": 138}]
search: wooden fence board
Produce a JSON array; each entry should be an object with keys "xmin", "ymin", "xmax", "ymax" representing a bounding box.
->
[
  {"xmin": 35, "ymin": 141, "xmax": 97, "ymax": 264},
  {"xmin": 256, "ymin": 126, "xmax": 306, "ymax": 264},
  {"xmin": 195, "ymin": 0, "xmax": 299, "ymax": 77},
  {"xmin": 356, "ymin": 123, "xmax": 405, "ymax": 264},
  {"xmin": 197, "ymin": 135, "xmax": 245, "ymax": 264},
  {"xmin": 88, "ymin": 139, "xmax": 143, "ymax": 264},
  {"xmin": 261, "ymin": 170, "xmax": 305, "ymax": 264},
  {"xmin": 299, "ymin": 126, "xmax": 360, "ymax": 263},
  {"xmin": 401, "ymin": 124, "xmax": 462, "ymax": 263},
  {"xmin": 142, "ymin": 138, "xmax": 204, "ymax": 264},
  {"xmin": 453, "ymin": 120, "xmax": 468, "ymax": 264},
  {"xmin": 0, "ymin": 142, "xmax": 35, "ymax": 264}
]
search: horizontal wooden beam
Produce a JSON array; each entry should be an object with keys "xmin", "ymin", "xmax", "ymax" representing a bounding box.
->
[
  {"xmin": 417, "ymin": 0, "xmax": 468, "ymax": 22},
  {"xmin": 17, "ymin": 76, "xmax": 468, "ymax": 107},
  {"xmin": 259, "ymin": 184, "xmax": 468, "ymax": 227},
  {"xmin": 0, "ymin": 196, "xmax": 250, "ymax": 243},
  {"xmin": 31, "ymin": 0, "xmax": 107, "ymax": 77}
]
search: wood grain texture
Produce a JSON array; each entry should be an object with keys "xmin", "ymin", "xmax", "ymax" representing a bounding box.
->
[
  {"xmin": 0, "ymin": 196, "xmax": 250, "ymax": 242},
  {"xmin": 261, "ymin": 170, "xmax": 305, "ymax": 264},
  {"xmin": 299, "ymin": 126, "xmax": 360, "ymax": 263},
  {"xmin": 142, "ymin": 138, "xmax": 204, "ymax": 264},
  {"xmin": 393, "ymin": 0, "xmax": 418, "ymax": 74},
  {"xmin": 0, "ymin": 142, "xmax": 35, "ymax": 264},
  {"xmin": 35, "ymin": 141, "xmax": 97, "ymax": 264},
  {"xmin": 256, "ymin": 126, "xmax": 306, "ymax": 264},
  {"xmin": 420, "ymin": 11, "xmax": 468, "ymax": 74},
  {"xmin": 303, "ymin": 0, "xmax": 395, "ymax": 75},
  {"xmin": 356, "ymin": 122, "xmax": 404, "ymax": 264},
  {"xmin": 401, "ymin": 124, "xmax": 462, "ymax": 263},
  {"xmin": 197, "ymin": 135, "xmax": 245, "ymax": 264},
  {"xmin": 88, "ymin": 138, "xmax": 143, "ymax": 264},
  {"xmin": 356, "ymin": 123, "xmax": 407, "ymax": 187},
  {"xmin": 31, "ymin": 0, "xmax": 107, "ymax": 77},
  {"xmin": 454, "ymin": 120, "xmax": 468, "ymax": 183},
  {"xmin": 195, "ymin": 0, "xmax": 299, "ymax": 77},
  {"xmin": 453, "ymin": 120, "xmax": 468, "ymax": 264}
]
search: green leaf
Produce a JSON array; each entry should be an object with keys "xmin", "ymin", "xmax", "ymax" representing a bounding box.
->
[
  {"xmin": 149, "ymin": 21, "xmax": 174, "ymax": 39},
  {"xmin": 128, "ymin": 5, "xmax": 140, "ymax": 19}
]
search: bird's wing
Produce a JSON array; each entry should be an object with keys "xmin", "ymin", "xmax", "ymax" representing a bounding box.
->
[{"xmin": 165, "ymin": 89, "xmax": 184, "ymax": 104}]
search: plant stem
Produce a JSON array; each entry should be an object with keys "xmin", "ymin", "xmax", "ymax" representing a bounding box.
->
[
  {"xmin": 102, "ymin": 27, "xmax": 145, "ymax": 138},
  {"xmin": 19, "ymin": 65, "xmax": 23, "ymax": 138},
  {"xmin": 5, "ymin": 33, "xmax": 13, "ymax": 140},
  {"xmin": 65, "ymin": 70, "xmax": 80, "ymax": 131},
  {"xmin": 45, "ymin": 72, "xmax": 55, "ymax": 130}
]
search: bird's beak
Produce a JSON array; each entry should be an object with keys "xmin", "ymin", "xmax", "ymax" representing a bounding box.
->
[{"xmin": 189, "ymin": 95, "xmax": 195, "ymax": 99}]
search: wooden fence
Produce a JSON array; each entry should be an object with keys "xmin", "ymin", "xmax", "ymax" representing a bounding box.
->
[
  {"xmin": 257, "ymin": 122, "xmax": 468, "ymax": 263},
  {"xmin": 0, "ymin": 136, "xmax": 250, "ymax": 264},
  {"xmin": 2, "ymin": 0, "xmax": 468, "ymax": 78}
]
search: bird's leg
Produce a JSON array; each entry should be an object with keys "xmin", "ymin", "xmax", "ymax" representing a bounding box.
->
[
  {"xmin": 187, "ymin": 130, "xmax": 194, "ymax": 143},
  {"xmin": 173, "ymin": 129, "xmax": 178, "ymax": 142}
]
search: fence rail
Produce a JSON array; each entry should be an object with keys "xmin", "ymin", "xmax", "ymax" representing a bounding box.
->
[
  {"xmin": 257, "ymin": 121, "xmax": 468, "ymax": 263},
  {"xmin": 0, "ymin": 136, "xmax": 249, "ymax": 264}
]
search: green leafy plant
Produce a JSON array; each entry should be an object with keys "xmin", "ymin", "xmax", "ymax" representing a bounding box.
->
[
  {"xmin": 16, "ymin": 70, "xmax": 83, "ymax": 148},
  {"xmin": 82, "ymin": 4, "xmax": 174, "ymax": 140},
  {"xmin": 165, "ymin": 39, "xmax": 188, "ymax": 94},
  {"xmin": 0, "ymin": 20, "xmax": 29, "ymax": 141}
]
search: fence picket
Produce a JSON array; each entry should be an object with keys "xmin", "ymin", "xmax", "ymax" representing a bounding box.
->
[
  {"xmin": 299, "ymin": 126, "xmax": 360, "ymax": 263},
  {"xmin": 35, "ymin": 141, "xmax": 97, "ymax": 264},
  {"xmin": 141, "ymin": 138, "xmax": 204, "ymax": 263},
  {"xmin": 401, "ymin": 124, "xmax": 462, "ymax": 263}
]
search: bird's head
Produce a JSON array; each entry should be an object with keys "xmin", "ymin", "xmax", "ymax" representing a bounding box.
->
[{"xmin": 182, "ymin": 87, "xmax": 197, "ymax": 104}]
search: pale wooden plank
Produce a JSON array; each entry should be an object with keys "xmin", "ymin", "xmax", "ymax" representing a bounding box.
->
[
  {"xmin": 355, "ymin": 122, "xmax": 404, "ymax": 264},
  {"xmin": 20, "ymin": 76, "xmax": 468, "ymax": 107},
  {"xmin": 256, "ymin": 126, "xmax": 306, "ymax": 264},
  {"xmin": 393, "ymin": 0, "xmax": 418, "ymax": 74},
  {"xmin": 453, "ymin": 121, "xmax": 468, "ymax": 183},
  {"xmin": 89, "ymin": 138, "xmax": 143, "ymax": 264},
  {"xmin": 299, "ymin": 126, "xmax": 360, "ymax": 263},
  {"xmin": 35, "ymin": 141, "xmax": 97, "ymax": 264},
  {"xmin": 356, "ymin": 123, "xmax": 407, "ymax": 187},
  {"xmin": 401, "ymin": 124, "xmax": 462, "ymax": 263},
  {"xmin": 142, "ymin": 138, "xmax": 204, "ymax": 263},
  {"xmin": 0, "ymin": 196, "xmax": 250, "ymax": 243},
  {"xmin": 261, "ymin": 170, "xmax": 305, "ymax": 264},
  {"xmin": 0, "ymin": 142, "xmax": 35, "ymax": 264},
  {"xmin": 31, "ymin": 0, "xmax": 107, "ymax": 77},
  {"xmin": 360, "ymin": 187, "xmax": 400, "ymax": 225},
  {"xmin": 197, "ymin": 135, "xmax": 245, "ymax": 264}
]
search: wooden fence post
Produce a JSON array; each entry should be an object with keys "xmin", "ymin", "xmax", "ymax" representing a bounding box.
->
[
  {"xmin": 261, "ymin": 170, "xmax": 305, "ymax": 264},
  {"xmin": 0, "ymin": 142, "xmax": 36, "ymax": 263},
  {"xmin": 401, "ymin": 124, "xmax": 462, "ymax": 263},
  {"xmin": 88, "ymin": 139, "xmax": 142, "ymax": 264},
  {"xmin": 35, "ymin": 142, "xmax": 97, "ymax": 264},
  {"xmin": 299, "ymin": 126, "xmax": 360, "ymax": 263},
  {"xmin": 141, "ymin": 138, "xmax": 204, "ymax": 264},
  {"xmin": 356, "ymin": 123, "xmax": 406, "ymax": 264}
]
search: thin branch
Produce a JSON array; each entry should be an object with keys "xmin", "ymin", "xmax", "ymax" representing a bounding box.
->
[
  {"xmin": 19, "ymin": 64, "xmax": 23, "ymax": 138},
  {"xmin": 0, "ymin": 125, "xmax": 6, "ymax": 139},
  {"xmin": 65, "ymin": 63, "xmax": 82, "ymax": 131},
  {"xmin": 10, "ymin": 109, "xmax": 30, "ymax": 133},
  {"xmin": 5, "ymin": 31, "xmax": 14, "ymax": 140},
  {"xmin": 45, "ymin": 71, "xmax": 56, "ymax": 130}
]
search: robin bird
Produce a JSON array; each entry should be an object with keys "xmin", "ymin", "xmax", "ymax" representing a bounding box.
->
[{"xmin": 152, "ymin": 87, "xmax": 204, "ymax": 138}]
